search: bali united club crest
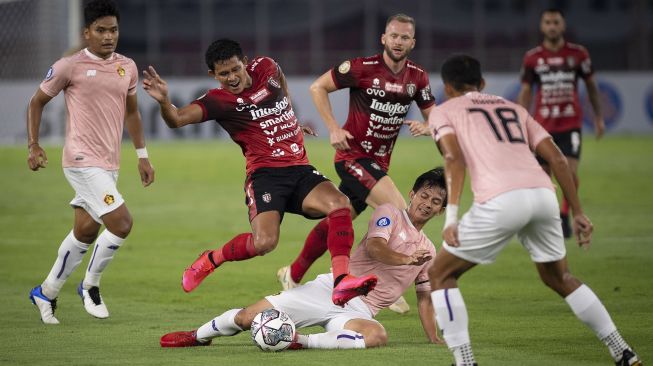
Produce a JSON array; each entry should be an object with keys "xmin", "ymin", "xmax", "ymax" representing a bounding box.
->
[
  {"xmin": 406, "ymin": 83, "xmax": 416, "ymax": 97},
  {"xmin": 262, "ymin": 192, "xmax": 272, "ymax": 203}
]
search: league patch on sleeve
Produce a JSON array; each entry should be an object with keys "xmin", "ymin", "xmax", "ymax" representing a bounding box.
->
[
  {"xmin": 338, "ymin": 60, "xmax": 351, "ymax": 74},
  {"xmin": 376, "ymin": 217, "xmax": 391, "ymax": 227},
  {"xmin": 44, "ymin": 67, "xmax": 54, "ymax": 81}
]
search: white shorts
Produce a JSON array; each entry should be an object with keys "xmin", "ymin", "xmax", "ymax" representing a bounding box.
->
[
  {"xmin": 63, "ymin": 167, "xmax": 124, "ymax": 224},
  {"xmin": 444, "ymin": 188, "xmax": 566, "ymax": 264},
  {"xmin": 266, "ymin": 273, "xmax": 378, "ymax": 332}
]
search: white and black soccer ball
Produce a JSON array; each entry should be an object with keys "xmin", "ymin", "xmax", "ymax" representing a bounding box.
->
[{"xmin": 251, "ymin": 308, "xmax": 296, "ymax": 352}]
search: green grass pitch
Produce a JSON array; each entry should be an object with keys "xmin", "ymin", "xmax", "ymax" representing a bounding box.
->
[{"xmin": 0, "ymin": 136, "xmax": 651, "ymax": 365}]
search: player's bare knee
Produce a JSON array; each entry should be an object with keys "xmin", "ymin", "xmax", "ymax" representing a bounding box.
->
[
  {"xmin": 362, "ymin": 326, "xmax": 388, "ymax": 348},
  {"xmin": 73, "ymin": 229, "xmax": 98, "ymax": 244},
  {"xmin": 110, "ymin": 215, "xmax": 133, "ymax": 238},
  {"xmin": 327, "ymin": 194, "xmax": 351, "ymax": 213},
  {"xmin": 253, "ymin": 234, "xmax": 278, "ymax": 255}
]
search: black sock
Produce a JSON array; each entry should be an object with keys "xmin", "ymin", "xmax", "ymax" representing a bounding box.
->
[{"xmin": 333, "ymin": 273, "xmax": 347, "ymax": 287}]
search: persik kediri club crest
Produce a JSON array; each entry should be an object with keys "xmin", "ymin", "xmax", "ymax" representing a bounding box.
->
[{"xmin": 116, "ymin": 64, "xmax": 125, "ymax": 77}]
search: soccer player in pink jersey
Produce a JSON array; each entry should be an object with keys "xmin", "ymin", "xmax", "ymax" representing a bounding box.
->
[
  {"xmin": 159, "ymin": 168, "xmax": 447, "ymax": 349},
  {"xmin": 142, "ymin": 39, "xmax": 376, "ymax": 306},
  {"xmin": 428, "ymin": 55, "xmax": 640, "ymax": 366},
  {"xmin": 518, "ymin": 8, "xmax": 605, "ymax": 238},
  {"xmin": 277, "ymin": 13, "xmax": 435, "ymax": 314},
  {"xmin": 27, "ymin": 0, "xmax": 155, "ymax": 325}
]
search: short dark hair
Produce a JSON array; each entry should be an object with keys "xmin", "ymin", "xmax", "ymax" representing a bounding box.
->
[
  {"xmin": 205, "ymin": 39, "xmax": 245, "ymax": 71},
  {"xmin": 440, "ymin": 54, "xmax": 483, "ymax": 92},
  {"xmin": 412, "ymin": 167, "xmax": 447, "ymax": 207},
  {"xmin": 84, "ymin": 0, "xmax": 120, "ymax": 27},
  {"xmin": 385, "ymin": 13, "xmax": 416, "ymax": 29},
  {"xmin": 541, "ymin": 8, "xmax": 565, "ymax": 18}
]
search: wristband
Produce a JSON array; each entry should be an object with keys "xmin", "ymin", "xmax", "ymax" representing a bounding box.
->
[
  {"xmin": 444, "ymin": 204, "xmax": 459, "ymax": 228},
  {"xmin": 136, "ymin": 147, "xmax": 148, "ymax": 159}
]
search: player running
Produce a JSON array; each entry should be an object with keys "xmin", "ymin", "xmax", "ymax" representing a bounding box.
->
[
  {"xmin": 277, "ymin": 13, "xmax": 435, "ymax": 314},
  {"xmin": 160, "ymin": 168, "xmax": 447, "ymax": 349},
  {"xmin": 428, "ymin": 54, "xmax": 640, "ymax": 366},
  {"xmin": 27, "ymin": 0, "xmax": 155, "ymax": 324},
  {"xmin": 143, "ymin": 39, "xmax": 376, "ymax": 306}
]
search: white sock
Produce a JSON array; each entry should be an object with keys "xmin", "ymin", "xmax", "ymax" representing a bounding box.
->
[
  {"xmin": 432, "ymin": 288, "xmax": 476, "ymax": 365},
  {"xmin": 304, "ymin": 329, "xmax": 365, "ymax": 349},
  {"xmin": 565, "ymin": 284, "xmax": 626, "ymax": 361},
  {"xmin": 41, "ymin": 230, "xmax": 91, "ymax": 299},
  {"xmin": 196, "ymin": 309, "xmax": 243, "ymax": 341},
  {"xmin": 83, "ymin": 230, "xmax": 125, "ymax": 289}
]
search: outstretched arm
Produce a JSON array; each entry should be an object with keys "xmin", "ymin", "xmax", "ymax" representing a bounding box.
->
[
  {"xmin": 535, "ymin": 138, "xmax": 593, "ymax": 247},
  {"xmin": 416, "ymin": 291, "xmax": 444, "ymax": 344},
  {"xmin": 26, "ymin": 89, "xmax": 53, "ymax": 171},
  {"xmin": 436, "ymin": 134, "xmax": 466, "ymax": 247},
  {"xmin": 125, "ymin": 93, "xmax": 155, "ymax": 187},
  {"xmin": 309, "ymin": 70, "xmax": 352, "ymax": 150},
  {"xmin": 142, "ymin": 66, "xmax": 203, "ymax": 128}
]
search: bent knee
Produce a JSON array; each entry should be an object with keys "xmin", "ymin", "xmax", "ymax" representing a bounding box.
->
[
  {"xmin": 363, "ymin": 327, "xmax": 388, "ymax": 348},
  {"xmin": 253, "ymin": 235, "xmax": 278, "ymax": 255}
]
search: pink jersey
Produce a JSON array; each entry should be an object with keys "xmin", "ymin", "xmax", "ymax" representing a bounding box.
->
[
  {"xmin": 429, "ymin": 92, "xmax": 554, "ymax": 203},
  {"xmin": 40, "ymin": 48, "xmax": 138, "ymax": 170},
  {"xmin": 331, "ymin": 54, "xmax": 435, "ymax": 171},
  {"xmin": 521, "ymin": 42, "xmax": 593, "ymax": 133},
  {"xmin": 350, "ymin": 204, "xmax": 435, "ymax": 316},
  {"xmin": 192, "ymin": 57, "xmax": 309, "ymax": 175}
]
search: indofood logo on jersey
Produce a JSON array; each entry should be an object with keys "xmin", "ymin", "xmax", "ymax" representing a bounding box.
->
[
  {"xmin": 250, "ymin": 97, "xmax": 290, "ymax": 120},
  {"xmin": 370, "ymin": 99, "xmax": 410, "ymax": 117}
]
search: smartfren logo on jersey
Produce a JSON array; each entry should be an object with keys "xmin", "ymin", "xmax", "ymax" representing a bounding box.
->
[{"xmin": 369, "ymin": 99, "xmax": 410, "ymax": 117}]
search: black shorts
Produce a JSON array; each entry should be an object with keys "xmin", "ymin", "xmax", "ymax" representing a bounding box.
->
[
  {"xmin": 244, "ymin": 165, "xmax": 330, "ymax": 222},
  {"xmin": 537, "ymin": 128, "xmax": 582, "ymax": 164},
  {"xmin": 335, "ymin": 158, "xmax": 387, "ymax": 215}
]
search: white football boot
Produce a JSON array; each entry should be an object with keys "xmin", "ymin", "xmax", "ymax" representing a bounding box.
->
[
  {"xmin": 78, "ymin": 281, "xmax": 109, "ymax": 319},
  {"xmin": 277, "ymin": 266, "xmax": 299, "ymax": 290},
  {"xmin": 388, "ymin": 295, "xmax": 410, "ymax": 314},
  {"xmin": 29, "ymin": 286, "xmax": 60, "ymax": 324}
]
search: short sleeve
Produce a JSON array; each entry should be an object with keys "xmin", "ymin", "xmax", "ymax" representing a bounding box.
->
[
  {"xmin": 414, "ymin": 259, "xmax": 434, "ymax": 293},
  {"xmin": 330, "ymin": 58, "xmax": 361, "ymax": 90},
  {"xmin": 578, "ymin": 47, "xmax": 593, "ymax": 80},
  {"xmin": 127, "ymin": 59, "xmax": 138, "ymax": 95},
  {"xmin": 192, "ymin": 91, "xmax": 223, "ymax": 122},
  {"xmin": 414, "ymin": 72, "xmax": 436, "ymax": 109},
  {"xmin": 39, "ymin": 57, "xmax": 73, "ymax": 97},
  {"xmin": 367, "ymin": 204, "xmax": 399, "ymax": 241},
  {"xmin": 524, "ymin": 112, "xmax": 551, "ymax": 150},
  {"xmin": 520, "ymin": 54, "xmax": 536, "ymax": 85},
  {"xmin": 428, "ymin": 106, "xmax": 454, "ymax": 142}
]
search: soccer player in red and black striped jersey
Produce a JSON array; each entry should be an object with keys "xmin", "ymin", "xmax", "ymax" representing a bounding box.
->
[
  {"xmin": 277, "ymin": 14, "xmax": 435, "ymax": 314},
  {"xmin": 518, "ymin": 8, "xmax": 605, "ymax": 238},
  {"xmin": 143, "ymin": 39, "xmax": 376, "ymax": 306}
]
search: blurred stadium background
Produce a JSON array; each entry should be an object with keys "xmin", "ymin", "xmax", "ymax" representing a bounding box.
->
[{"xmin": 1, "ymin": 0, "xmax": 652, "ymax": 143}]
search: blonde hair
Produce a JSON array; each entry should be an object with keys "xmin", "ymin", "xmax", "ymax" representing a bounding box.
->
[{"xmin": 385, "ymin": 13, "xmax": 415, "ymax": 28}]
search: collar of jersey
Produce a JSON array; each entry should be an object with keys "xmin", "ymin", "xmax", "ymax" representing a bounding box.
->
[{"xmin": 84, "ymin": 48, "xmax": 115, "ymax": 61}]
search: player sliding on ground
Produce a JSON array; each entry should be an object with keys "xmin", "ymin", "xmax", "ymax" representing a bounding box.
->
[
  {"xmin": 160, "ymin": 168, "xmax": 447, "ymax": 349},
  {"xmin": 143, "ymin": 39, "xmax": 376, "ymax": 306},
  {"xmin": 427, "ymin": 54, "xmax": 641, "ymax": 366}
]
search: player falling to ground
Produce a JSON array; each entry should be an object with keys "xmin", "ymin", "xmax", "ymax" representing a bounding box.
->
[
  {"xmin": 161, "ymin": 168, "xmax": 448, "ymax": 349},
  {"xmin": 428, "ymin": 55, "xmax": 640, "ymax": 366},
  {"xmin": 142, "ymin": 39, "xmax": 376, "ymax": 306},
  {"xmin": 27, "ymin": 0, "xmax": 155, "ymax": 324},
  {"xmin": 277, "ymin": 13, "xmax": 435, "ymax": 314},
  {"xmin": 517, "ymin": 8, "xmax": 605, "ymax": 239}
]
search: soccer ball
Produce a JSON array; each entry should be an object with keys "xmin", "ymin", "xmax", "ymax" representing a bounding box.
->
[{"xmin": 251, "ymin": 308, "xmax": 296, "ymax": 352}]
